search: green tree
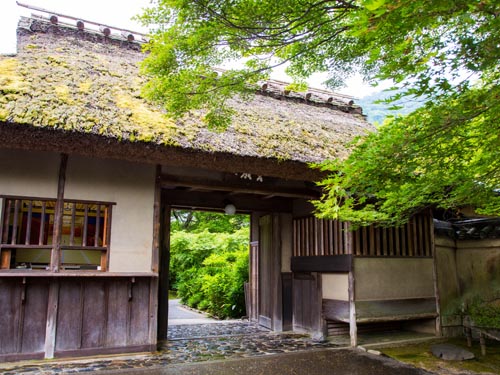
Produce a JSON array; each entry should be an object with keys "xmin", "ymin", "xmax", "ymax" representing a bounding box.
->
[{"xmin": 139, "ymin": 0, "xmax": 500, "ymax": 224}]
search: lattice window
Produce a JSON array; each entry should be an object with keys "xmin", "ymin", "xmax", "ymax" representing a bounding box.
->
[{"xmin": 0, "ymin": 196, "xmax": 113, "ymax": 271}]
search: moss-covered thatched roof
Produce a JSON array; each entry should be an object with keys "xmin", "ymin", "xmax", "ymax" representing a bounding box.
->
[{"xmin": 0, "ymin": 17, "xmax": 374, "ymax": 176}]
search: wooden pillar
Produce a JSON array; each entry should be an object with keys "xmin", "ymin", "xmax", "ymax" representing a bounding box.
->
[
  {"xmin": 272, "ymin": 213, "xmax": 283, "ymax": 331},
  {"xmin": 157, "ymin": 200, "xmax": 170, "ymax": 341},
  {"xmin": 430, "ymin": 215, "xmax": 443, "ymax": 336},
  {"xmin": 1, "ymin": 199, "xmax": 12, "ymax": 269},
  {"xmin": 149, "ymin": 165, "xmax": 162, "ymax": 347},
  {"xmin": 348, "ymin": 265, "xmax": 357, "ymax": 347},
  {"xmin": 49, "ymin": 153, "xmax": 68, "ymax": 273},
  {"xmin": 151, "ymin": 165, "xmax": 161, "ymax": 274}
]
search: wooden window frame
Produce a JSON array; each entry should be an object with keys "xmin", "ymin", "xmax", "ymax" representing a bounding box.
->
[{"xmin": 0, "ymin": 195, "xmax": 114, "ymax": 272}]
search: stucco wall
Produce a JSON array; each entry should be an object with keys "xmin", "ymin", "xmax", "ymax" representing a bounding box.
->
[
  {"xmin": 65, "ymin": 155, "xmax": 156, "ymax": 272},
  {"xmin": 322, "ymin": 273, "xmax": 349, "ymax": 301},
  {"xmin": 435, "ymin": 236, "xmax": 500, "ymax": 336},
  {"xmin": 434, "ymin": 237, "xmax": 461, "ymax": 312},
  {"xmin": 0, "ymin": 148, "xmax": 59, "ymax": 198},
  {"xmin": 456, "ymin": 239, "xmax": 500, "ymax": 290},
  {"xmin": 354, "ymin": 258, "xmax": 435, "ymax": 301}
]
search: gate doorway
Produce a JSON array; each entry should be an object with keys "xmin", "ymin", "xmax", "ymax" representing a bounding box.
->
[
  {"xmin": 154, "ymin": 166, "xmax": 318, "ymax": 342},
  {"xmin": 166, "ymin": 209, "xmax": 250, "ymax": 329}
]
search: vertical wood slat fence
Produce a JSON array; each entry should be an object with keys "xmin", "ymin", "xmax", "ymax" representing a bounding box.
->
[
  {"xmin": 293, "ymin": 214, "xmax": 433, "ymax": 258},
  {"xmin": 293, "ymin": 217, "xmax": 351, "ymax": 256}
]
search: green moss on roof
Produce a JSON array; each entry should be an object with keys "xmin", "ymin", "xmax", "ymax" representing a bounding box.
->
[{"xmin": 0, "ymin": 22, "xmax": 375, "ymax": 163}]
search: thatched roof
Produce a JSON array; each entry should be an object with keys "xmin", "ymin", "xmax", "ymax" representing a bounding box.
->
[{"xmin": 0, "ymin": 17, "xmax": 374, "ymax": 180}]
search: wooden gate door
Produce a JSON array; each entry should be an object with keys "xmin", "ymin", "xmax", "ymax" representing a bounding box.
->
[{"xmin": 258, "ymin": 214, "xmax": 280, "ymax": 329}]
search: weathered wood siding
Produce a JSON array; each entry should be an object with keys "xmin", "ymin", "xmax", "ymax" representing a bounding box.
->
[
  {"xmin": 0, "ymin": 278, "xmax": 48, "ymax": 361},
  {"xmin": 0, "ymin": 276, "xmax": 155, "ymax": 362},
  {"xmin": 292, "ymin": 272, "xmax": 325, "ymax": 339}
]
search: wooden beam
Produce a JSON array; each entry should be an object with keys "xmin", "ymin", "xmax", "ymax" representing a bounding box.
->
[
  {"xmin": 163, "ymin": 189, "xmax": 293, "ymax": 213},
  {"xmin": 50, "ymin": 153, "xmax": 68, "ymax": 273},
  {"xmin": 291, "ymin": 255, "xmax": 352, "ymax": 273},
  {"xmin": 160, "ymin": 173, "xmax": 320, "ymax": 199}
]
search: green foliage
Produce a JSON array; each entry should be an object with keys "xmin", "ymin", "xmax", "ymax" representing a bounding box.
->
[
  {"xmin": 314, "ymin": 77, "xmax": 500, "ymax": 226},
  {"xmin": 170, "ymin": 212, "xmax": 250, "ymax": 319},
  {"xmin": 468, "ymin": 299, "xmax": 500, "ymax": 329},
  {"xmin": 171, "ymin": 209, "xmax": 249, "ymax": 233},
  {"xmin": 140, "ymin": 0, "xmax": 500, "ymax": 224}
]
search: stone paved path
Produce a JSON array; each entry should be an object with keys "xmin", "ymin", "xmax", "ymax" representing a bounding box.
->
[{"xmin": 0, "ymin": 322, "xmax": 340, "ymax": 374}]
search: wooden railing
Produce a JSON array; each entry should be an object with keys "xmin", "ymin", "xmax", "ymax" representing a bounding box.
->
[
  {"xmin": 0, "ymin": 196, "xmax": 114, "ymax": 270},
  {"xmin": 293, "ymin": 214, "xmax": 433, "ymax": 258}
]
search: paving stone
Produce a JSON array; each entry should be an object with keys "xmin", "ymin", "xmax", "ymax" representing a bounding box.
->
[
  {"xmin": 431, "ymin": 344, "xmax": 475, "ymax": 361},
  {"xmin": 2, "ymin": 321, "xmax": 341, "ymax": 374}
]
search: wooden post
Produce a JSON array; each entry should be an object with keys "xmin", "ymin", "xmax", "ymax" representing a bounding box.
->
[
  {"xmin": 272, "ymin": 214, "xmax": 283, "ymax": 331},
  {"xmin": 151, "ymin": 165, "xmax": 161, "ymax": 273},
  {"xmin": 149, "ymin": 166, "xmax": 162, "ymax": 348},
  {"xmin": 431, "ymin": 215, "xmax": 443, "ymax": 336},
  {"xmin": 1, "ymin": 199, "xmax": 11, "ymax": 269},
  {"xmin": 157, "ymin": 201, "xmax": 170, "ymax": 341},
  {"xmin": 348, "ymin": 265, "xmax": 357, "ymax": 347},
  {"xmin": 0, "ymin": 250, "xmax": 10, "ymax": 269},
  {"xmin": 50, "ymin": 153, "xmax": 68, "ymax": 272},
  {"xmin": 479, "ymin": 332, "xmax": 486, "ymax": 356},
  {"xmin": 44, "ymin": 279, "xmax": 60, "ymax": 359}
]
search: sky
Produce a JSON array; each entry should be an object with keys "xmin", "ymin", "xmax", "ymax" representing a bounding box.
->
[{"xmin": 0, "ymin": 0, "xmax": 383, "ymax": 98}]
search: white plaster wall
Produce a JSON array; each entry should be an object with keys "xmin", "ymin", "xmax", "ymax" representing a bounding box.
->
[
  {"xmin": 64, "ymin": 155, "xmax": 156, "ymax": 272},
  {"xmin": 0, "ymin": 148, "xmax": 59, "ymax": 198},
  {"xmin": 354, "ymin": 258, "xmax": 435, "ymax": 301},
  {"xmin": 322, "ymin": 273, "xmax": 349, "ymax": 301}
]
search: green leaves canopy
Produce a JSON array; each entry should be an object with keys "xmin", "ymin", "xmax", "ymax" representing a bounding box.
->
[{"xmin": 139, "ymin": 0, "xmax": 500, "ymax": 224}]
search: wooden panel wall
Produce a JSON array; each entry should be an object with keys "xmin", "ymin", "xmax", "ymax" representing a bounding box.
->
[
  {"xmin": 293, "ymin": 214, "xmax": 433, "ymax": 258},
  {"xmin": 0, "ymin": 276, "xmax": 155, "ymax": 362},
  {"xmin": 0, "ymin": 278, "xmax": 48, "ymax": 361},
  {"xmin": 55, "ymin": 277, "xmax": 151, "ymax": 355}
]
